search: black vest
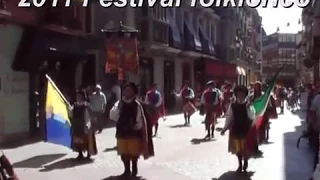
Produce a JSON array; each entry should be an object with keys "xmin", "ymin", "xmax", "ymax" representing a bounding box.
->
[
  {"xmin": 230, "ymin": 102, "xmax": 252, "ymax": 138},
  {"xmin": 116, "ymin": 100, "xmax": 143, "ymax": 139}
]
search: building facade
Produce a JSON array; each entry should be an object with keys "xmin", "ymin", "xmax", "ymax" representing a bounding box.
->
[
  {"xmin": 0, "ymin": 1, "xmax": 89, "ymax": 143},
  {"xmin": 301, "ymin": 0, "xmax": 320, "ymax": 83},
  {"xmin": 262, "ymin": 33, "xmax": 297, "ymax": 87}
]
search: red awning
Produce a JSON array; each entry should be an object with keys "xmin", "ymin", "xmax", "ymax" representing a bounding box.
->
[{"xmin": 205, "ymin": 60, "xmax": 223, "ymax": 76}]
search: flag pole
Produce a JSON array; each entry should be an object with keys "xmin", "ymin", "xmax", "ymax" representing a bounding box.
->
[{"xmin": 45, "ymin": 74, "xmax": 72, "ymax": 107}]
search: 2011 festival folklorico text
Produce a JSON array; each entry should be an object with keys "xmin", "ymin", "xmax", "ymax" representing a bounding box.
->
[{"xmin": 18, "ymin": 0, "xmax": 311, "ymax": 8}]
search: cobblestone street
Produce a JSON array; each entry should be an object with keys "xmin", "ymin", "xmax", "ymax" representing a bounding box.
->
[{"xmin": 5, "ymin": 110, "xmax": 313, "ymax": 180}]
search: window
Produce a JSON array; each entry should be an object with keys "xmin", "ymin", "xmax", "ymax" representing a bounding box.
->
[
  {"xmin": 184, "ymin": 12, "xmax": 189, "ymax": 22},
  {"xmin": 182, "ymin": 62, "xmax": 191, "ymax": 84},
  {"xmin": 142, "ymin": 1, "xmax": 148, "ymax": 16},
  {"xmin": 85, "ymin": 5, "xmax": 92, "ymax": 33}
]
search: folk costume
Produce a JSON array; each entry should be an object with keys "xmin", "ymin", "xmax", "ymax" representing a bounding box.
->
[
  {"xmin": 71, "ymin": 90, "xmax": 98, "ymax": 160},
  {"xmin": 222, "ymin": 86, "xmax": 256, "ymax": 172},
  {"xmin": 145, "ymin": 85, "xmax": 162, "ymax": 136},
  {"xmin": 179, "ymin": 82, "xmax": 196, "ymax": 125},
  {"xmin": 109, "ymin": 82, "xmax": 154, "ymax": 178},
  {"xmin": 201, "ymin": 80, "xmax": 221, "ymax": 138}
]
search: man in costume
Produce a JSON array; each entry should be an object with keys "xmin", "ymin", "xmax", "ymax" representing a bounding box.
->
[
  {"xmin": 201, "ymin": 80, "xmax": 221, "ymax": 138},
  {"xmin": 251, "ymin": 81, "xmax": 263, "ymax": 155},
  {"xmin": 145, "ymin": 83, "xmax": 162, "ymax": 136},
  {"xmin": 174, "ymin": 81, "xmax": 195, "ymax": 126},
  {"xmin": 109, "ymin": 82, "xmax": 153, "ymax": 178},
  {"xmin": 221, "ymin": 85, "xmax": 255, "ymax": 172},
  {"xmin": 71, "ymin": 90, "xmax": 98, "ymax": 160}
]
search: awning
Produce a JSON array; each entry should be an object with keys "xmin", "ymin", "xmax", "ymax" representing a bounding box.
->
[
  {"xmin": 199, "ymin": 26, "xmax": 215, "ymax": 55},
  {"xmin": 183, "ymin": 21, "xmax": 201, "ymax": 51},
  {"xmin": 236, "ymin": 66, "xmax": 242, "ymax": 75},
  {"xmin": 241, "ymin": 68, "xmax": 246, "ymax": 76},
  {"xmin": 168, "ymin": 17, "xmax": 182, "ymax": 48},
  {"xmin": 199, "ymin": 27, "xmax": 209, "ymax": 54}
]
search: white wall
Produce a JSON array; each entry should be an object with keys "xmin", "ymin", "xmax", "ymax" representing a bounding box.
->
[{"xmin": 0, "ymin": 24, "xmax": 29, "ymax": 136}]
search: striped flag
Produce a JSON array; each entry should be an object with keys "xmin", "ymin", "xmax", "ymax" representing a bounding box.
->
[{"xmin": 246, "ymin": 64, "xmax": 285, "ymax": 150}]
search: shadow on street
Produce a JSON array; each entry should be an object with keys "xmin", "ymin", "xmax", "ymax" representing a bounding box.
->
[
  {"xmin": 169, "ymin": 124, "xmax": 189, "ymax": 128},
  {"xmin": 283, "ymin": 110, "xmax": 313, "ymax": 180},
  {"xmin": 212, "ymin": 171, "xmax": 254, "ymax": 180},
  {"xmin": 190, "ymin": 138, "xmax": 215, "ymax": 144},
  {"xmin": 102, "ymin": 175, "xmax": 146, "ymax": 180},
  {"xmin": 40, "ymin": 158, "xmax": 94, "ymax": 172},
  {"xmin": 13, "ymin": 153, "xmax": 66, "ymax": 168},
  {"xmin": 104, "ymin": 146, "xmax": 117, "ymax": 152}
]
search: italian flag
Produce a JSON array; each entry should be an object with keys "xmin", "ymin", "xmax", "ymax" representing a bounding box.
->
[{"xmin": 246, "ymin": 64, "xmax": 284, "ymax": 150}]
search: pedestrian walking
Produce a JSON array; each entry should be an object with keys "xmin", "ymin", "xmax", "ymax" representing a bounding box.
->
[
  {"xmin": 221, "ymin": 85, "xmax": 256, "ymax": 173},
  {"xmin": 109, "ymin": 82, "xmax": 154, "ymax": 178},
  {"xmin": 90, "ymin": 84, "xmax": 107, "ymax": 133},
  {"xmin": 201, "ymin": 80, "xmax": 221, "ymax": 139},
  {"xmin": 144, "ymin": 83, "xmax": 162, "ymax": 136},
  {"xmin": 71, "ymin": 90, "xmax": 98, "ymax": 160},
  {"xmin": 173, "ymin": 81, "xmax": 196, "ymax": 126}
]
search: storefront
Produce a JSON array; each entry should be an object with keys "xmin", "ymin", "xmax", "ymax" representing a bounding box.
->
[{"xmin": 194, "ymin": 58, "xmax": 237, "ymax": 90}]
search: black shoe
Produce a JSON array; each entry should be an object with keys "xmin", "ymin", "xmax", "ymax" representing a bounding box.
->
[
  {"xmin": 132, "ymin": 161, "xmax": 138, "ymax": 177},
  {"xmin": 236, "ymin": 165, "xmax": 242, "ymax": 172},
  {"xmin": 120, "ymin": 171, "xmax": 131, "ymax": 179},
  {"xmin": 243, "ymin": 160, "xmax": 248, "ymax": 172},
  {"xmin": 76, "ymin": 153, "xmax": 84, "ymax": 160}
]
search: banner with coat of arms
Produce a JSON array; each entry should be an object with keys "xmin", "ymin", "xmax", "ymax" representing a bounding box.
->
[{"xmin": 105, "ymin": 36, "xmax": 139, "ymax": 80}]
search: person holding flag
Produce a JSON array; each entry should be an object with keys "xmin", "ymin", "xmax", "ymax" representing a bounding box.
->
[
  {"xmin": 201, "ymin": 80, "xmax": 221, "ymax": 138},
  {"xmin": 71, "ymin": 90, "xmax": 98, "ymax": 160},
  {"xmin": 144, "ymin": 83, "xmax": 162, "ymax": 136},
  {"xmin": 221, "ymin": 85, "xmax": 256, "ymax": 172},
  {"xmin": 109, "ymin": 82, "xmax": 154, "ymax": 178}
]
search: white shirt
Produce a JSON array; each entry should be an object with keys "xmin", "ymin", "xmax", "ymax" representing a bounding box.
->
[
  {"xmin": 90, "ymin": 91, "xmax": 107, "ymax": 112},
  {"xmin": 109, "ymin": 99, "xmax": 144, "ymax": 130},
  {"xmin": 112, "ymin": 85, "xmax": 121, "ymax": 101},
  {"xmin": 223, "ymin": 100, "xmax": 256, "ymax": 131},
  {"xmin": 200, "ymin": 88, "xmax": 222, "ymax": 105}
]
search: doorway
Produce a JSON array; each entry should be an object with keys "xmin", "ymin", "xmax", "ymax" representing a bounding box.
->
[
  {"xmin": 163, "ymin": 60, "xmax": 175, "ymax": 113},
  {"xmin": 139, "ymin": 58, "xmax": 154, "ymax": 97},
  {"xmin": 82, "ymin": 54, "xmax": 96, "ymax": 88}
]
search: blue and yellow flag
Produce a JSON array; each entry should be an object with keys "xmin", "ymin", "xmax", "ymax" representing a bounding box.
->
[{"xmin": 45, "ymin": 75, "xmax": 71, "ymax": 148}]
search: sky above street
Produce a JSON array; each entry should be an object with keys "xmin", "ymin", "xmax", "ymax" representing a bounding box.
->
[{"xmin": 256, "ymin": 6, "xmax": 303, "ymax": 35}]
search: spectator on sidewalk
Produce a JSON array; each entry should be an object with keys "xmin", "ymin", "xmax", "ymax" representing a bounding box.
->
[{"xmin": 90, "ymin": 84, "xmax": 107, "ymax": 133}]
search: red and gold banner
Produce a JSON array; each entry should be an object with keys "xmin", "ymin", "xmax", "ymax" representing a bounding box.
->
[{"xmin": 105, "ymin": 36, "xmax": 139, "ymax": 75}]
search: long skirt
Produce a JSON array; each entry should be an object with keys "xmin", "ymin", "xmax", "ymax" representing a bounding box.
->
[
  {"xmin": 205, "ymin": 110, "xmax": 216, "ymax": 130},
  {"xmin": 229, "ymin": 130, "xmax": 253, "ymax": 157},
  {"xmin": 117, "ymin": 138, "xmax": 143, "ymax": 157},
  {"xmin": 71, "ymin": 130, "xmax": 98, "ymax": 156}
]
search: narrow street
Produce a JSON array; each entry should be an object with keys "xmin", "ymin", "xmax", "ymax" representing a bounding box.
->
[{"xmin": 6, "ymin": 110, "xmax": 313, "ymax": 180}]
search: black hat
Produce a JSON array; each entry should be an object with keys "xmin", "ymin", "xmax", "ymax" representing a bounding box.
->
[
  {"xmin": 76, "ymin": 90, "xmax": 87, "ymax": 100},
  {"xmin": 123, "ymin": 82, "xmax": 139, "ymax": 94},
  {"xmin": 206, "ymin": 80, "xmax": 215, "ymax": 86},
  {"xmin": 234, "ymin": 85, "xmax": 248, "ymax": 96}
]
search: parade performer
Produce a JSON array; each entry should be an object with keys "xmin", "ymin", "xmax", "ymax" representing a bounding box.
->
[
  {"xmin": 109, "ymin": 82, "xmax": 154, "ymax": 178},
  {"xmin": 221, "ymin": 85, "xmax": 255, "ymax": 172},
  {"xmin": 222, "ymin": 82, "xmax": 233, "ymax": 116},
  {"xmin": 0, "ymin": 151, "xmax": 18, "ymax": 179},
  {"xmin": 250, "ymin": 81, "xmax": 263, "ymax": 154},
  {"xmin": 71, "ymin": 90, "xmax": 98, "ymax": 160},
  {"xmin": 277, "ymin": 85, "xmax": 287, "ymax": 114},
  {"xmin": 145, "ymin": 83, "xmax": 162, "ymax": 136},
  {"xmin": 174, "ymin": 81, "xmax": 196, "ymax": 126},
  {"xmin": 201, "ymin": 80, "xmax": 221, "ymax": 138}
]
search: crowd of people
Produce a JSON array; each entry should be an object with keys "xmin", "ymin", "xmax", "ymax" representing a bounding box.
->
[{"xmin": 0, "ymin": 78, "xmax": 307, "ymax": 179}]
